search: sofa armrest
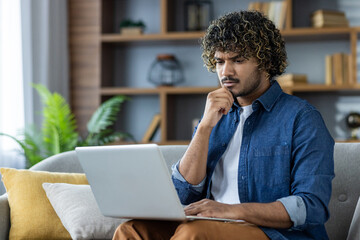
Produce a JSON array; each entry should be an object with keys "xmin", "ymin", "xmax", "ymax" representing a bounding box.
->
[{"xmin": 0, "ymin": 193, "xmax": 10, "ymax": 240}]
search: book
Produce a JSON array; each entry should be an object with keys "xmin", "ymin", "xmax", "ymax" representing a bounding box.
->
[
  {"xmin": 278, "ymin": 0, "xmax": 288, "ymax": 30},
  {"xmin": 248, "ymin": 1, "xmax": 287, "ymax": 30},
  {"xmin": 348, "ymin": 54, "xmax": 354, "ymax": 85},
  {"xmin": 325, "ymin": 53, "xmax": 351, "ymax": 86},
  {"xmin": 333, "ymin": 53, "xmax": 344, "ymax": 85},
  {"xmin": 343, "ymin": 53, "xmax": 350, "ymax": 85},
  {"xmin": 312, "ymin": 9, "xmax": 346, "ymax": 17},
  {"xmin": 276, "ymin": 74, "xmax": 308, "ymax": 86},
  {"xmin": 312, "ymin": 20, "xmax": 349, "ymax": 28},
  {"xmin": 312, "ymin": 15, "xmax": 349, "ymax": 23},
  {"xmin": 142, "ymin": 114, "xmax": 161, "ymax": 143},
  {"xmin": 311, "ymin": 9, "xmax": 349, "ymax": 28},
  {"xmin": 325, "ymin": 55, "xmax": 333, "ymax": 85}
]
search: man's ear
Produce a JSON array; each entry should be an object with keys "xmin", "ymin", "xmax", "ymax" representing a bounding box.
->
[{"xmin": 258, "ymin": 68, "xmax": 270, "ymax": 82}]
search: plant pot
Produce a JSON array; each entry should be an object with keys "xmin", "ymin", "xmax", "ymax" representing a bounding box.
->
[{"xmin": 120, "ymin": 27, "xmax": 143, "ymax": 35}]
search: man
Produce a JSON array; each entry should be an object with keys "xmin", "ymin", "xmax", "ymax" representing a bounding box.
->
[{"xmin": 113, "ymin": 10, "xmax": 334, "ymax": 240}]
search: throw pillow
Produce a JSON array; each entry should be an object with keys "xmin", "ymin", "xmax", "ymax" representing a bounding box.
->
[
  {"xmin": 0, "ymin": 167, "xmax": 88, "ymax": 240},
  {"xmin": 42, "ymin": 183, "xmax": 127, "ymax": 240}
]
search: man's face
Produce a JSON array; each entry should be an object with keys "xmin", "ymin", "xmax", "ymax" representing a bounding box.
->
[{"xmin": 214, "ymin": 51, "xmax": 268, "ymax": 99}]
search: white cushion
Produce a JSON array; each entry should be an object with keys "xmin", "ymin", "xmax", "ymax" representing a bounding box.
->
[{"xmin": 42, "ymin": 183, "xmax": 128, "ymax": 240}]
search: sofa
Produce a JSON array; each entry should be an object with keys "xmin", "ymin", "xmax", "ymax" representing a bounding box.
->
[{"xmin": 0, "ymin": 143, "xmax": 359, "ymax": 240}]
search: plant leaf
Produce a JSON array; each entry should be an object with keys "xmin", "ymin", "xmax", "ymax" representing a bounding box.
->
[
  {"xmin": 33, "ymin": 84, "xmax": 78, "ymax": 155},
  {"xmin": 87, "ymin": 95, "xmax": 129, "ymax": 135},
  {"xmin": 22, "ymin": 127, "xmax": 46, "ymax": 166},
  {"xmin": 0, "ymin": 130, "xmax": 44, "ymax": 167}
]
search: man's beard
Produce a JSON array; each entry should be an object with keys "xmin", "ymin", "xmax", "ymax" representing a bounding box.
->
[{"xmin": 222, "ymin": 68, "xmax": 262, "ymax": 97}]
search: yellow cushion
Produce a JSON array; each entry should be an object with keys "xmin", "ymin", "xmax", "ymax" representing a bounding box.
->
[{"xmin": 0, "ymin": 168, "xmax": 88, "ymax": 240}]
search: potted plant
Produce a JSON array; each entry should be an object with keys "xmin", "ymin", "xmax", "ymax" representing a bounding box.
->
[
  {"xmin": 0, "ymin": 84, "xmax": 134, "ymax": 167},
  {"xmin": 119, "ymin": 19, "xmax": 146, "ymax": 35}
]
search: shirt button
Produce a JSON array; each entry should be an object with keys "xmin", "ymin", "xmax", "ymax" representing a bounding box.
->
[
  {"xmin": 222, "ymin": 143, "xmax": 226, "ymax": 147},
  {"xmin": 338, "ymin": 194, "xmax": 347, "ymax": 202},
  {"xmin": 241, "ymin": 176, "xmax": 245, "ymax": 180}
]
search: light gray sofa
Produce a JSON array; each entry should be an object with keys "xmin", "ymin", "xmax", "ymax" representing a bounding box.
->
[{"xmin": 0, "ymin": 143, "xmax": 359, "ymax": 240}]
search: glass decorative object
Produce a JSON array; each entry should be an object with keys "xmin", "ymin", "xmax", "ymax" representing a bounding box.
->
[
  {"xmin": 148, "ymin": 54, "xmax": 184, "ymax": 86},
  {"xmin": 346, "ymin": 112, "xmax": 360, "ymax": 139}
]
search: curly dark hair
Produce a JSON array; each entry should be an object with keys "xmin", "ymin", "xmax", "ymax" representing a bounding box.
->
[{"xmin": 201, "ymin": 11, "xmax": 287, "ymax": 79}]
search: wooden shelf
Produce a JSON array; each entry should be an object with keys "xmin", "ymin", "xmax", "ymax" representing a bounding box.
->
[
  {"xmin": 282, "ymin": 84, "xmax": 360, "ymax": 93},
  {"xmin": 101, "ymin": 87, "xmax": 160, "ymax": 95},
  {"xmin": 101, "ymin": 32, "xmax": 204, "ymax": 42},
  {"xmin": 101, "ymin": 27, "xmax": 360, "ymax": 43},
  {"xmin": 282, "ymin": 27, "xmax": 355, "ymax": 36},
  {"xmin": 101, "ymin": 85, "xmax": 360, "ymax": 97},
  {"xmin": 158, "ymin": 86, "xmax": 217, "ymax": 95},
  {"xmin": 336, "ymin": 139, "xmax": 360, "ymax": 143},
  {"xmin": 100, "ymin": 86, "xmax": 218, "ymax": 96},
  {"xmin": 159, "ymin": 140, "xmax": 189, "ymax": 145}
]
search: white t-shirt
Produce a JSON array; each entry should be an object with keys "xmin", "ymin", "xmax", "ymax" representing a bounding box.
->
[{"xmin": 211, "ymin": 105, "xmax": 253, "ymax": 204}]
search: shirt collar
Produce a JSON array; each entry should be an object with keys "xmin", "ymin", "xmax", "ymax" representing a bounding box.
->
[
  {"xmin": 254, "ymin": 80, "xmax": 283, "ymax": 112},
  {"xmin": 229, "ymin": 80, "xmax": 283, "ymax": 113}
]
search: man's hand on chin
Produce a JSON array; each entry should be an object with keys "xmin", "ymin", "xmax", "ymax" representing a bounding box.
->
[{"xmin": 184, "ymin": 199, "xmax": 239, "ymax": 219}]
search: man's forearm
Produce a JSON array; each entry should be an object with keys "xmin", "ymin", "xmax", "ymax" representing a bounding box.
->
[
  {"xmin": 235, "ymin": 201, "xmax": 292, "ymax": 228},
  {"xmin": 179, "ymin": 87, "xmax": 233, "ymax": 185},
  {"xmin": 178, "ymin": 124, "xmax": 212, "ymax": 185},
  {"xmin": 185, "ymin": 199, "xmax": 293, "ymax": 229}
]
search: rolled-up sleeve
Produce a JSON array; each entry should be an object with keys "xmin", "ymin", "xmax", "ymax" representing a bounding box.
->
[
  {"xmin": 171, "ymin": 161, "xmax": 206, "ymax": 193},
  {"xmin": 171, "ymin": 161, "xmax": 206, "ymax": 204},
  {"xmin": 277, "ymin": 196, "xmax": 306, "ymax": 227}
]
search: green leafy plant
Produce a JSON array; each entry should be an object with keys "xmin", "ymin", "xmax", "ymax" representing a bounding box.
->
[
  {"xmin": 119, "ymin": 19, "xmax": 146, "ymax": 28},
  {"xmin": 0, "ymin": 84, "xmax": 133, "ymax": 167}
]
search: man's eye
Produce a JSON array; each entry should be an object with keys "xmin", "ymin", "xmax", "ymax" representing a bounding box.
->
[
  {"xmin": 234, "ymin": 59, "xmax": 244, "ymax": 63},
  {"xmin": 215, "ymin": 60, "xmax": 224, "ymax": 64}
]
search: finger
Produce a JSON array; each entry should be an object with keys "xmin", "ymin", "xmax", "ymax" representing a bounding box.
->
[
  {"xmin": 184, "ymin": 205, "xmax": 200, "ymax": 216},
  {"xmin": 206, "ymin": 98, "xmax": 232, "ymax": 116},
  {"xmin": 210, "ymin": 91, "xmax": 233, "ymax": 110},
  {"xmin": 221, "ymin": 86, "xmax": 235, "ymax": 101},
  {"xmin": 218, "ymin": 88, "xmax": 234, "ymax": 112},
  {"xmin": 216, "ymin": 89, "xmax": 233, "ymax": 103},
  {"xmin": 215, "ymin": 99, "xmax": 233, "ymax": 115},
  {"xmin": 184, "ymin": 200, "xmax": 207, "ymax": 215}
]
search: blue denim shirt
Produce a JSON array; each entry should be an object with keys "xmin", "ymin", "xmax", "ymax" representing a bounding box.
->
[{"xmin": 172, "ymin": 81, "xmax": 335, "ymax": 240}]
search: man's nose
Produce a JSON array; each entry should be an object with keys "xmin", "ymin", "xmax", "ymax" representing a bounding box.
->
[{"xmin": 222, "ymin": 61, "xmax": 234, "ymax": 76}]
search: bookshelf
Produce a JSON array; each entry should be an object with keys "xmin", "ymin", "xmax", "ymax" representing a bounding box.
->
[{"xmin": 69, "ymin": 0, "xmax": 360, "ymax": 144}]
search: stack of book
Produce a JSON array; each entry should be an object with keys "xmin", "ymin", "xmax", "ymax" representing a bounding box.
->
[
  {"xmin": 276, "ymin": 74, "xmax": 308, "ymax": 87},
  {"xmin": 325, "ymin": 53, "xmax": 352, "ymax": 86},
  {"xmin": 248, "ymin": 1, "xmax": 288, "ymax": 30},
  {"xmin": 311, "ymin": 10, "xmax": 349, "ymax": 28}
]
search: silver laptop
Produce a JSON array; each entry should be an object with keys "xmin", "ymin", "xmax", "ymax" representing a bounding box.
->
[{"xmin": 76, "ymin": 144, "xmax": 242, "ymax": 222}]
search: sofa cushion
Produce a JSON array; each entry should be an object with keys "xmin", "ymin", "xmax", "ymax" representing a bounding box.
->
[
  {"xmin": 0, "ymin": 167, "xmax": 88, "ymax": 240},
  {"xmin": 42, "ymin": 183, "xmax": 127, "ymax": 240}
]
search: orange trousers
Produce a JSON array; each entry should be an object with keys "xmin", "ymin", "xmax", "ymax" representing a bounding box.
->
[{"xmin": 112, "ymin": 219, "xmax": 270, "ymax": 240}]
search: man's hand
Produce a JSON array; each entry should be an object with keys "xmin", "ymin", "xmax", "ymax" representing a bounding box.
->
[
  {"xmin": 184, "ymin": 199, "xmax": 293, "ymax": 229},
  {"xmin": 184, "ymin": 199, "xmax": 237, "ymax": 219},
  {"xmin": 200, "ymin": 87, "xmax": 234, "ymax": 129},
  {"xmin": 177, "ymin": 88, "xmax": 233, "ymax": 185}
]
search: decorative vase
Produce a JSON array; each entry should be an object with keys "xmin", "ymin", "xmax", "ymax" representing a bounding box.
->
[{"xmin": 148, "ymin": 54, "xmax": 184, "ymax": 86}]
